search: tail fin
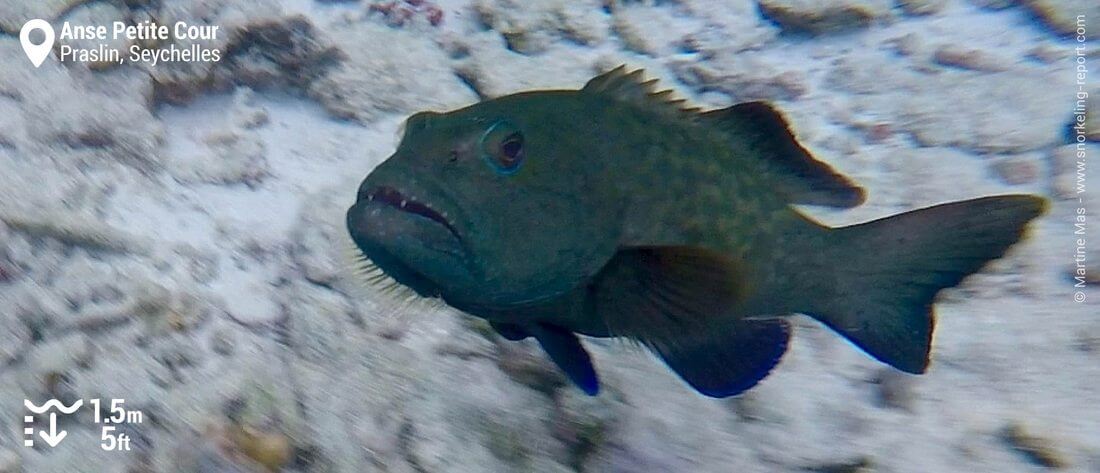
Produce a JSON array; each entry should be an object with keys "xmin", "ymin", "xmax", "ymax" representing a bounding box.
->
[{"xmin": 806, "ymin": 195, "xmax": 1047, "ymax": 373}]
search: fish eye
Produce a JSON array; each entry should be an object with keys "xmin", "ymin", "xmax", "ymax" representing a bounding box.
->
[{"xmin": 480, "ymin": 120, "xmax": 525, "ymax": 174}]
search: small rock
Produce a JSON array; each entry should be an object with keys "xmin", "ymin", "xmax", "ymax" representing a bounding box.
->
[
  {"xmin": 473, "ymin": 0, "xmax": 609, "ymax": 54},
  {"xmin": 230, "ymin": 425, "xmax": 295, "ymax": 472},
  {"xmin": 933, "ymin": 45, "xmax": 1009, "ymax": 72},
  {"xmin": 173, "ymin": 426, "xmax": 265, "ymax": 473},
  {"xmin": 758, "ymin": 0, "xmax": 893, "ymax": 35},
  {"xmin": 967, "ymin": 0, "xmax": 1018, "ymax": 9},
  {"xmin": 231, "ymin": 88, "xmax": 270, "ymax": 130},
  {"xmin": 164, "ymin": 291, "xmax": 212, "ymax": 334},
  {"xmin": 1073, "ymin": 325, "xmax": 1100, "ymax": 354},
  {"xmin": 289, "ymin": 188, "xmax": 349, "ymax": 287},
  {"xmin": 1025, "ymin": 0, "xmax": 1099, "ymax": 39},
  {"xmin": 552, "ymin": 389, "xmax": 621, "ymax": 470},
  {"xmin": 284, "ymin": 287, "xmax": 358, "ymax": 364},
  {"xmin": 495, "ymin": 341, "xmax": 567, "ymax": 394},
  {"xmin": 1000, "ymin": 422, "xmax": 1070, "ymax": 469},
  {"xmin": 677, "ymin": 0, "xmax": 778, "ymax": 54},
  {"xmin": 454, "ymin": 43, "xmax": 596, "ymax": 99},
  {"xmin": 867, "ymin": 123, "xmax": 893, "ymax": 142},
  {"xmin": 150, "ymin": 8, "xmax": 339, "ymax": 104},
  {"xmin": 897, "ymin": 0, "xmax": 947, "ymax": 16},
  {"xmin": 884, "ymin": 33, "xmax": 922, "ymax": 57},
  {"xmin": 727, "ymin": 385, "xmax": 793, "ymax": 424},
  {"xmin": 801, "ymin": 456, "xmax": 874, "ymax": 472},
  {"xmin": 870, "ymin": 368, "xmax": 916, "ymax": 411},
  {"xmin": 1026, "ymin": 42, "xmax": 1068, "ymax": 64},
  {"xmin": 72, "ymin": 335, "xmax": 97, "ymax": 369},
  {"xmin": 481, "ymin": 417, "xmax": 533, "ymax": 465},
  {"xmin": 673, "ymin": 53, "xmax": 808, "ymax": 101},
  {"xmin": 176, "ymin": 245, "xmax": 221, "ymax": 284},
  {"xmin": 10, "ymin": 63, "xmax": 164, "ymax": 171},
  {"xmin": 308, "ymin": 23, "xmax": 475, "ymax": 122},
  {"xmin": 611, "ymin": 7, "xmax": 666, "ymax": 56},
  {"xmin": 0, "ymin": 306, "xmax": 31, "ymax": 364},
  {"xmin": 168, "ymin": 130, "xmax": 269, "ymax": 187},
  {"xmin": 0, "ymin": 208, "xmax": 150, "ymax": 255},
  {"xmin": 827, "ymin": 56, "xmax": 1070, "ymax": 153},
  {"xmin": 991, "ymin": 156, "xmax": 1040, "ymax": 185},
  {"xmin": 210, "ymin": 329, "xmax": 236, "ymax": 356},
  {"xmin": 23, "ymin": 335, "xmax": 88, "ymax": 401},
  {"xmin": 366, "ymin": 0, "xmax": 446, "ymax": 28},
  {"xmin": 221, "ymin": 15, "xmax": 342, "ymax": 91}
]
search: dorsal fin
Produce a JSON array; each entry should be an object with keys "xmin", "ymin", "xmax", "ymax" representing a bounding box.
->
[
  {"xmin": 699, "ymin": 102, "xmax": 866, "ymax": 208},
  {"xmin": 582, "ymin": 66, "xmax": 700, "ymax": 116},
  {"xmin": 585, "ymin": 68, "xmax": 864, "ymax": 208}
]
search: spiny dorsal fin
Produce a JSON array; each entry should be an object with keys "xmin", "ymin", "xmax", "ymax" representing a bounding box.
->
[
  {"xmin": 582, "ymin": 66, "xmax": 700, "ymax": 116},
  {"xmin": 585, "ymin": 67, "xmax": 863, "ymax": 208},
  {"xmin": 698, "ymin": 102, "xmax": 866, "ymax": 208}
]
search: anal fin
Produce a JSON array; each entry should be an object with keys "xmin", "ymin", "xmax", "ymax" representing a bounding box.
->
[{"xmin": 655, "ymin": 318, "xmax": 790, "ymax": 398}]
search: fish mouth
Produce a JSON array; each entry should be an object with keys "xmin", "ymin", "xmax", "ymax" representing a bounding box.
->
[
  {"xmin": 364, "ymin": 185, "xmax": 461, "ymax": 241},
  {"xmin": 347, "ymin": 183, "xmax": 468, "ymax": 298}
]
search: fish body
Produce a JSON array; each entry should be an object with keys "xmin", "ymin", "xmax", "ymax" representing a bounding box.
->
[{"xmin": 346, "ymin": 67, "xmax": 1046, "ymax": 397}]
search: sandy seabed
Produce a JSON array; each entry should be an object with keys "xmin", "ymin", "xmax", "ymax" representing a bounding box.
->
[{"xmin": 0, "ymin": 0, "xmax": 1098, "ymax": 472}]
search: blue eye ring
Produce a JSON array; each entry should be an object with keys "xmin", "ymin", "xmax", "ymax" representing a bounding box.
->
[{"xmin": 480, "ymin": 120, "xmax": 525, "ymax": 175}]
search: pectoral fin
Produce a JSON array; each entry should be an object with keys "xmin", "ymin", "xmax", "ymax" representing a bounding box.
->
[
  {"xmin": 530, "ymin": 324, "xmax": 599, "ymax": 395},
  {"xmin": 591, "ymin": 246, "xmax": 788, "ymax": 397},
  {"xmin": 593, "ymin": 246, "xmax": 750, "ymax": 342}
]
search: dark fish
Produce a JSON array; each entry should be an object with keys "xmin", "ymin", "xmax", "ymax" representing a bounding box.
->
[{"xmin": 345, "ymin": 66, "xmax": 1046, "ymax": 397}]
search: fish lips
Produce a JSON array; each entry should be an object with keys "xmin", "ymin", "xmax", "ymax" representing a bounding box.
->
[{"xmin": 346, "ymin": 186, "xmax": 471, "ymax": 298}]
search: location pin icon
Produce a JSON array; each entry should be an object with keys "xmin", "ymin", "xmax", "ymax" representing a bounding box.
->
[{"xmin": 20, "ymin": 19, "xmax": 55, "ymax": 68}]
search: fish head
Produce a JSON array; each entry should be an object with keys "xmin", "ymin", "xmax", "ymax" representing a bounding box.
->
[{"xmin": 347, "ymin": 92, "xmax": 624, "ymax": 310}]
